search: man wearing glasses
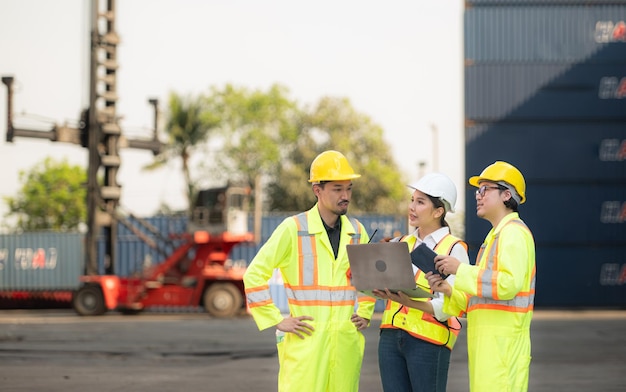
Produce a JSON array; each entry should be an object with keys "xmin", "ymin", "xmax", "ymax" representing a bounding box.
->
[{"xmin": 425, "ymin": 161, "xmax": 536, "ymax": 392}]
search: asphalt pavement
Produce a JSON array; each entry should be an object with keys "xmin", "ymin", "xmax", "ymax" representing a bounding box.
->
[{"xmin": 0, "ymin": 309, "xmax": 624, "ymax": 391}]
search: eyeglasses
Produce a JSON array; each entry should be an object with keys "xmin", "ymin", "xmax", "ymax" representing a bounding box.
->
[{"xmin": 475, "ymin": 185, "xmax": 501, "ymax": 197}]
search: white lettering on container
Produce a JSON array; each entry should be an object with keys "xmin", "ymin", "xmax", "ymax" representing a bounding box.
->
[
  {"xmin": 600, "ymin": 201, "xmax": 626, "ymax": 223},
  {"xmin": 598, "ymin": 77, "xmax": 626, "ymax": 99},
  {"xmin": 599, "ymin": 139, "xmax": 626, "ymax": 161},
  {"xmin": 595, "ymin": 21, "xmax": 626, "ymax": 43},
  {"xmin": 599, "ymin": 263, "xmax": 626, "ymax": 286},
  {"xmin": 0, "ymin": 249, "xmax": 6, "ymax": 270},
  {"xmin": 13, "ymin": 248, "xmax": 58, "ymax": 269}
]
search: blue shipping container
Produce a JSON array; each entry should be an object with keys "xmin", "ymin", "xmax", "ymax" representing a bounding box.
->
[
  {"xmin": 0, "ymin": 232, "xmax": 83, "ymax": 290},
  {"xmin": 466, "ymin": 122, "xmax": 626, "ymax": 182},
  {"xmin": 535, "ymin": 245, "xmax": 626, "ymax": 307},
  {"xmin": 465, "ymin": 3, "xmax": 626, "ymax": 63},
  {"xmin": 465, "ymin": 63, "xmax": 626, "ymax": 121},
  {"xmin": 464, "ymin": 183, "xmax": 626, "ymax": 245}
]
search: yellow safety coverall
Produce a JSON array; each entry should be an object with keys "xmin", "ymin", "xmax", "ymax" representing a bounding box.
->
[
  {"xmin": 444, "ymin": 212, "xmax": 536, "ymax": 392},
  {"xmin": 244, "ymin": 204, "xmax": 375, "ymax": 392}
]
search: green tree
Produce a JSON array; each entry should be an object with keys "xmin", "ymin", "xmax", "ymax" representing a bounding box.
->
[
  {"xmin": 267, "ymin": 96, "xmax": 407, "ymax": 215},
  {"xmin": 202, "ymin": 83, "xmax": 300, "ymax": 188},
  {"xmin": 3, "ymin": 157, "xmax": 87, "ymax": 231},
  {"xmin": 145, "ymin": 91, "xmax": 219, "ymax": 211}
]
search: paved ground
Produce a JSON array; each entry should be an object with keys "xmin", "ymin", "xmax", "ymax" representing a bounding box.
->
[{"xmin": 0, "ymin": 309, "xmax": 624, "ymax": 391}]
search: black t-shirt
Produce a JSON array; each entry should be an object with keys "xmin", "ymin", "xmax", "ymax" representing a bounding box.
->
[{"xmin": 322, "ymin": 216, "xmax": 342, "ymax": 259}]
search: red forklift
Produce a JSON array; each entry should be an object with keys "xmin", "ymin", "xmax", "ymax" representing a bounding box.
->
[{"xmin": 71, "ymin": 185, "xmax": 254, "ymax": 318}]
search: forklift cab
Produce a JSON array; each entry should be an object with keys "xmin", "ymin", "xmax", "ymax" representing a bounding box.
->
[{"xmin": 189, "ymin": 185, "xmax": 250, "ymax": 235}]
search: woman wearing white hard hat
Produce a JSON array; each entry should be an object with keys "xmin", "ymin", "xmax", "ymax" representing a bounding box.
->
[{"xmin": 373, "ymin": 172, "xmax": 470, "ymax": 392}]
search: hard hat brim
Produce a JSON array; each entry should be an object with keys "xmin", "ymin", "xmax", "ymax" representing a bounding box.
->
[
  {"xmin": 308, "ymin": 173, "xmax": 361, "ymax": 183},
  {"xmin": 468, "ymin": 176, "xmax": 482, "ymax": 187}
]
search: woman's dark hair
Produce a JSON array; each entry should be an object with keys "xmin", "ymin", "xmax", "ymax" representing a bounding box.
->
[{"xmin": 427, "ymin": 195, "xmax": 451, "ymax": 232}]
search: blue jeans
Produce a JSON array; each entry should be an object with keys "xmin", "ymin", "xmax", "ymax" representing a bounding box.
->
[{"xmin": 378, "ymin": 328, "xmax": 451, "ymax": 392}]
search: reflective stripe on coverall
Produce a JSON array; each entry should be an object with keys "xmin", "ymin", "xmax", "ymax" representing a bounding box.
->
[
  {"xmin": 380, "ymin": 234, "xmax": 466, "ymax": 349},
  {"xmin": 444, "ymin": 213, "xmax": 536, "ymax": 392},
  {"xmin": 244, "ymin": 204, "xmax": 375, "ymax": 392}
]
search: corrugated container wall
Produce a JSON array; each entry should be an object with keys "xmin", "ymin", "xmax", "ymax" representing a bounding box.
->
[
  {"xmin": 0, "ymin": 232, "xmax": 83, "ymax": 291},
  {"xmin": 464, "ymin": 1, "xmax": 626, "ymax": 307}
]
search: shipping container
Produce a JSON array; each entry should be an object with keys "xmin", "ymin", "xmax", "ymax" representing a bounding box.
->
[
  {"xmin": 464, "ymin": 0, "xmax": 626, "ymax": 308},
  {"xmin": 0, "ymin": 232, "xmax": 83, "ymax": 291},
  {"xmin": 467, "ymin": 0, "xmax": 626, "ymax": 5},
  {"xmin": 97, "ymin": 214, "xmax": 189, "ymax": 276},
  {"xmin": 534, "ymin": 245, "xmax": 626, "ymax": 307},
  {"xmin": 465, "ymin": 63, "xmax": 626, "ymax": 121},
  {"xmin": 466, "ymin": 122, "xmax": 626, "ymax": 181},
  {"xmin": 464, "ymin": 183, "xmax": 626, "ymax": 245},
  {"xmin": 465, "ymin": 4, "xmax": 626, "ymax": 63}
]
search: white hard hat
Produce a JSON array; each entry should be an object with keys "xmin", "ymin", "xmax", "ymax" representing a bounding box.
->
[{"xmin": 408, "ymin": 173, "xmax": 457, "ymax": 213}]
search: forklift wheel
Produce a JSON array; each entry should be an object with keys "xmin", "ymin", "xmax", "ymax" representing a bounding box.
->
[
  {"xmin": 73, "ymin": 285, "xmax": 106, "ymax": 316},
  {"xmin": 203, "ymin": 282, "xmax": 243, "ymax": 318}
]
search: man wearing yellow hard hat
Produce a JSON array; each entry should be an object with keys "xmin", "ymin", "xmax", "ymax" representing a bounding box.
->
[
  {"xmin": 425, "ymin": 161, "xmax": 536, "ymax": 392},
  {"xmin": 244, "ymin": 150, "xmax": 375, "ymax": 392}
]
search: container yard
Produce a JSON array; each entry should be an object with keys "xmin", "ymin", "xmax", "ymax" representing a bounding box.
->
[{"xmin": 464, "ymin": 0, "xmax": 626, "ymax": 308}]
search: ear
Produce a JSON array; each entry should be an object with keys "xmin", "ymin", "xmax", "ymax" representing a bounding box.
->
[
  {"xmin": 433, "ymin": 206, "xmax": 445, "ymax": 219},
  {"xmin": 312, "ymin": 184, "xmax": 321, "ymax": 197},
  {"xmin": 502, "ymin": 189, "xmax": 512, "ymax": 202}
]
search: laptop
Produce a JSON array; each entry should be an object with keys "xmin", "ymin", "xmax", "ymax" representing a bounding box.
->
[{"xmin": 346, "ymin": 242, "xmax": 433, "ymax": 298}]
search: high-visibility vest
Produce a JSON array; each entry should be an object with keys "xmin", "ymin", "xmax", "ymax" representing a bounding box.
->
[
  {"xmin": 380, "ymin": 233, "xmax": 467, "ymax": 350},
  {"xmin": 245, "ymin": 208, "xmax": 375, "ymax": 325},
  {"xmin": 467, "ymin": 219, "xmax": 535, "ymax": 314},
  {"xmin": 286, "ymin": 211, "xmax": 375, "ymax": 312}
]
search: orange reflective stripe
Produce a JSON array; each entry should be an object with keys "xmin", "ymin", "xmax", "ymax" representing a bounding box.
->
[
  {"xmin": 245, "ymin": 285, "xmax": 274, "ymax": 308},
  {"xmin": 358, "ymin": 295, "xmax": 376, "ymax": 304}
]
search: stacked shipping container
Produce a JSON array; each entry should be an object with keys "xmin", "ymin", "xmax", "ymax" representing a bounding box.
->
[{"xmin": 465, "ymin": 0, "xmax": 626, "ymax": 307}]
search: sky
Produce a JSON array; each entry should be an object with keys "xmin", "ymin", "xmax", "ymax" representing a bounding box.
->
[{"xmin": 0, "ymin": 0, "xmax": 465, "ymax": 222}]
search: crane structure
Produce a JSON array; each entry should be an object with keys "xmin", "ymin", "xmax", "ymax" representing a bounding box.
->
[
  {"xmin": 2, "ymin": 0, "xmax": 253, "ymax": 318},
  {"xmin": 2, "ymin": 0, "xmax": 161, "ymax": 276}
]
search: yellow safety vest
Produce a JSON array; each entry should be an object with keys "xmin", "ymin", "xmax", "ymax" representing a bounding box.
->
[
  {"xmin": 380, "ymin": 233, "xmax": 467, "ymax": 350},
  {"xmin": 244, "ymin": 208, "xmax": 375, "ymax": 323}
]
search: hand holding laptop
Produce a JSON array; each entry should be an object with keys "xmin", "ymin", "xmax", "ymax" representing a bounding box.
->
[{"xmin": 346, "ymin": 242, "xmax": 434, "ymax": 299}]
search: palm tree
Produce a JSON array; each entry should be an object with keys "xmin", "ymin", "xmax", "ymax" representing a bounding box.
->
[{"xmin": 145, "ymin": 92, "xmax": 218, "ymax": 211}]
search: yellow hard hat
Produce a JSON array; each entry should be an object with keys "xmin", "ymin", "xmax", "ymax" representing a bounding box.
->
[
  {"xmin": 469, "ymin": 161, "xmax": 526, "ymax": 203},
  {"xmin": 308, "ymin": 150, "xmax": 361, "ymax": 183}
]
